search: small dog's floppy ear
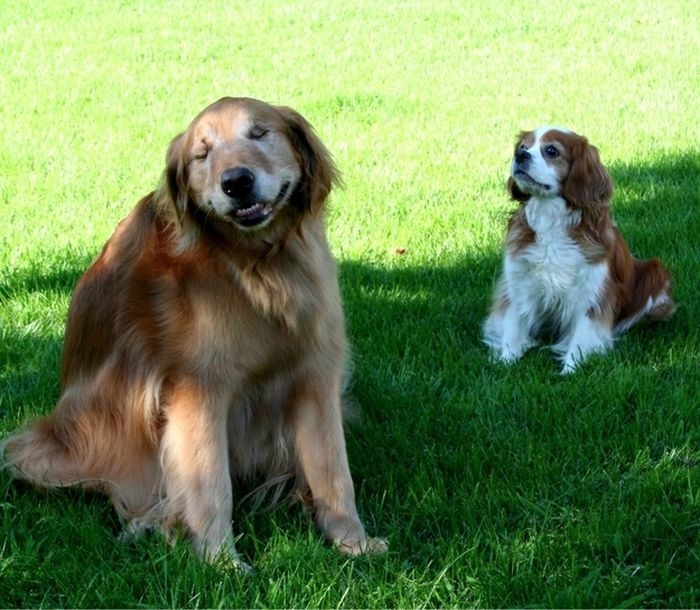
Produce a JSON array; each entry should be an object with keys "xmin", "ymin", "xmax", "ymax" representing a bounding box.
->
[
  {"xmin": 508, "ymin": 134, "xmax": 531, "ymax": 203},
  {"xmin": 562, "ymin": 138, "xmax": 613, "ymax": 210},
  {"xmin": 277, "ymin": 106, "xmax": 340, "ymax": 213},
  {"xmin": 508, "ymin": 176, "xmax": 530, "ymax": 202},
  {"xmin": 163, "ymin": 131, "xmax": 189, "ymax": 223}
]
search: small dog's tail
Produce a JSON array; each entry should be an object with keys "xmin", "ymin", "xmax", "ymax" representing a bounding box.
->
[{"xmin": 614, "ymin": 258, "xmax": 676, "ymax": 335}]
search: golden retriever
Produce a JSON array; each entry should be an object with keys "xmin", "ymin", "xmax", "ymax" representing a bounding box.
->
[{"xmin": 1, "ymin": 97, "xmax": 387, "ymax": 569}]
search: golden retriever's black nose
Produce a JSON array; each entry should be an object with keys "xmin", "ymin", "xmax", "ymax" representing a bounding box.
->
[{"xmin": 221, "ymin": 167, "xmax": 255, "ymax": 199}]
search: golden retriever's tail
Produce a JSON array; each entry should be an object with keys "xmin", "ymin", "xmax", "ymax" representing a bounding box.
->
[
  {"xmin": 1, "ymin": 416, "xmax": 165, "ymax": 530},
  {"xmin": 238, "ymin": 471, "xmax": 296, "ymax": 512},
  {"xmin": 0, "ymin": 417, "xmax": 89, "ymax": 489}
]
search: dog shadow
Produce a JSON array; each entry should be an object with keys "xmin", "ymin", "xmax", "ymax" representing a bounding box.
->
[
  {"xmin": 0, "ymin": 251, "xmax": 94, "ymax": 426},
  {"xmin": 1, "ymin": 149, "xmax": 696, "ymax": 566},
  {"xmin": 608, "ymin": 152, "xmax": 699, "ymax": 260}
]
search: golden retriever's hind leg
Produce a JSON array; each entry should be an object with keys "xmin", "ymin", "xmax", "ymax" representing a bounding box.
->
[{"xmin": 292, "ymin": 387, "xmax": 388, "ymax": 556}]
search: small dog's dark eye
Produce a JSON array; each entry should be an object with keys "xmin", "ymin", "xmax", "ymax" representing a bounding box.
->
[{"xmin": 544, "ymin": 145, "xmax": 559, "ymax": 158}]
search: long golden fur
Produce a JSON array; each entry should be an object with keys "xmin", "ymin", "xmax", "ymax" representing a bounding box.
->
[{"xmin": 1, "ymin": 97, "xmax": 387, "ymax": 568}]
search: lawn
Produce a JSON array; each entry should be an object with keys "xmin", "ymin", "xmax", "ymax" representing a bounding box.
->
[{"xmin": 1, "ymin": 0, "xmax": 699, "ymax": 607}]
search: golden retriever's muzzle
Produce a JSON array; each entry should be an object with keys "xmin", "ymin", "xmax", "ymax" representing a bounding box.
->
[{"xmin": 220, "ymin": 166, "xmax": 291, "ymax": 228}]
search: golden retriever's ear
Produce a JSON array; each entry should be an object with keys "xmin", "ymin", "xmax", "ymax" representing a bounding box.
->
[
  {"xmin": 562, "ymin": 139, "xmax": 613, "ymax": 211},
  {"xmin": 277, "ymin": 106, "xmax": 340, "ymax": 213},
  {"xmin": 158, "ymin": 131, "xmax": 189, "ymax": 224},
  {"xmin": 508, "ymin": 176, "xmax": 530, "ymax": 203}
]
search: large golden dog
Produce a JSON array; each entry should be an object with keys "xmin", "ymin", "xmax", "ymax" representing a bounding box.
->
[{"xmin": 1, "ymin": 97, "xmax": 387, "ymax": 568}]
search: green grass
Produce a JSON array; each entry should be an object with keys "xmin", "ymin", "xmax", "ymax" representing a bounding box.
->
[{"xmin": 1, "ymin": 0, "xmax": 699, "ymax": 607}]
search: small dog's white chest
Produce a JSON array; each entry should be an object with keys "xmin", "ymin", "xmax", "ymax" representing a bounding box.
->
[
  {"xmin": 519, "ymin": 233, "xmax": 583, "ymax": 290},
  {"xmin": 509, "ymin": 199, "xmax": 602, "ymax": 300},
  {"xmin": 506, "ymin": 229, "xmax": 607, "ymax": 315}
]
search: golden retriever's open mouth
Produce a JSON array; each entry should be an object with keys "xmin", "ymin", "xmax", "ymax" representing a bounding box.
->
[{"xmin": 233, "ymin": 182, "xmax": 291, "ymax": 228}]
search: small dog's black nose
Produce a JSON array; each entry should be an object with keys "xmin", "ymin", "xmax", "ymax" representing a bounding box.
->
[
  {"xmin": 515, "ymin": 149, "xmax": 531, "ymax": 165},
  {"xmin": 221, "ymin": 167, "xmax": 255, "ymax": 199}
]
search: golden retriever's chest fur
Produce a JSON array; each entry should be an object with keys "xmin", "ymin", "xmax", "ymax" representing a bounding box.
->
[
  {"xmin": 132, "ymin": 209, "xmax": 343, "ymax": 388},
  {"xmin": 62, "ymin": 197, "xmax": 342, "ymax": 399},
  {"xmin": 181, "ymin": 241, "xmax": 341, "ymax": 382}
]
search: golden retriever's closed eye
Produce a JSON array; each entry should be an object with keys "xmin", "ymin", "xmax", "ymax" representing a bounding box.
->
[{"xmin": 1, "ymin": 97, "xmax": 387, "ymax": 569}]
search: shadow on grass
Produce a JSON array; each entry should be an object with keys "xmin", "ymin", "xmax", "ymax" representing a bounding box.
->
[
  {"xmin": 0, "ymin": 248, "xmax": 94, "ymax": 299},
  {"xmin": 608, "ymin": 151, "xmax": 699, "ymax": 338},
  {"xmin": 609, "ymin": 151, "xmax": 700, "ymax": 208},
  {"xmin": 608, "ymin": 151, "xmax": 700, "ymax": 260},
  {"xmin": 339, "ymin": 149, "xmax": 699, "ymax": 418},
  {"xmin": 0, "ymin": 250, "xmax": 94, "ymax": 419},
  {"xmin": 0, "ymin": 151, "xmax": 697, "ymax": 604}
]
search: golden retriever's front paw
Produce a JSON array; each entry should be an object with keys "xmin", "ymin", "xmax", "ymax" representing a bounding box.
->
[
  {"xmin": 220, "ymin": 554, "xmax": 254, "ymax": 575},
  {"xmin": 336, "ymin": 535, "xmax": 389, "ymax": 556},
  {"xmin": 362, "ymin": 536, "xmax": 389, "ymax": 555},
  {"xmin": 207, "ymin": 546, "xmax": 253, "ymax": 574}
]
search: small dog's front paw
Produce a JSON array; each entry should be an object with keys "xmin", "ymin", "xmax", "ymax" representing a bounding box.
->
[
  {"xmin": 560, "ymin": 348, "xmax": 587, "ymax": 374},
  {"xmin": 496, "ymin": 341, "xmax": 534, "ymax": 364},
  {"xmin": 496, "ymin": 334, "xmax": 537, "ymax": 364},
  {"xmin": 497, "ymin": 348, "xmax": 521, "ymax": 364},
  {"xmin": 560, "ymin": 361, "xmax": 578, "ymax": 375}
]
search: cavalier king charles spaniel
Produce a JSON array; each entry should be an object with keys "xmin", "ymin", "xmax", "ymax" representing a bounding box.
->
[{"xmin": 484, "ymin": 126, "xmax": 676, "ymax": 373}]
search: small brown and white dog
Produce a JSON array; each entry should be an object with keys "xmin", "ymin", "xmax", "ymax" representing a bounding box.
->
[
  {"xmin": 484, "ymin": 126, "xmax": 675, "ymax": 373},
  {"xmin": 1, "ymin": 97, "xmax": 387, "ymax": 569}
]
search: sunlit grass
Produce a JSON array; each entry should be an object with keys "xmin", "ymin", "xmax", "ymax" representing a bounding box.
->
[{"xmin": 1, "ymin": 0, "xmax": 699, "ymax": 607}]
